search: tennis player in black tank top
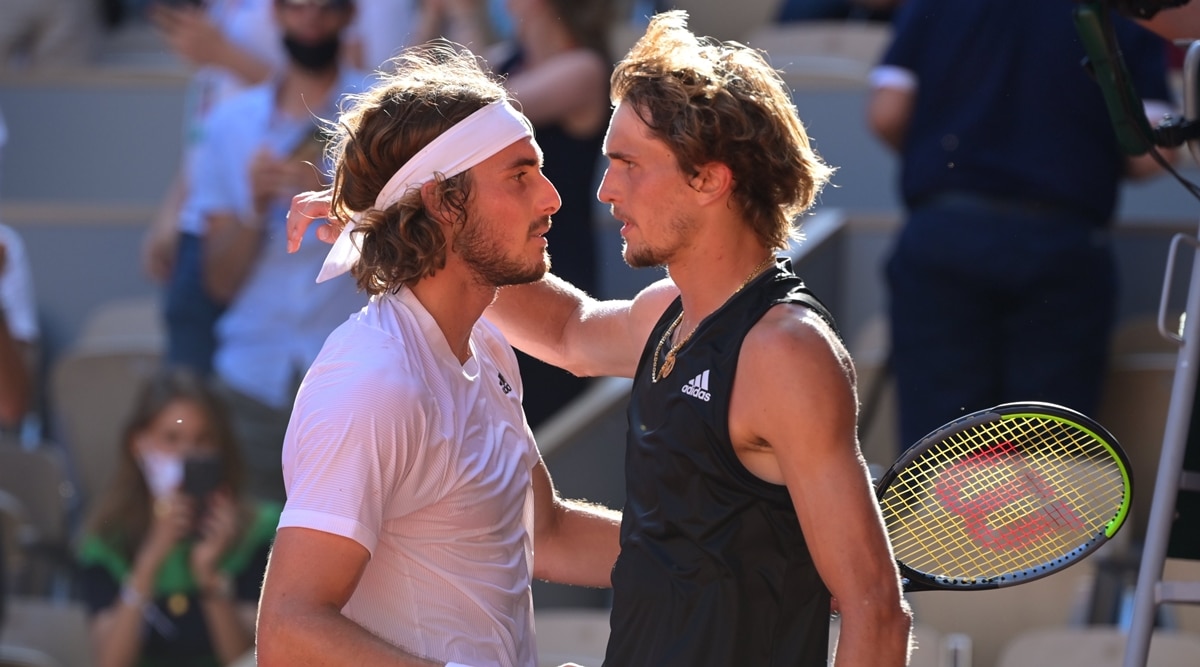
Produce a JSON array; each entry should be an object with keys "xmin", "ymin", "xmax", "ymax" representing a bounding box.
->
[{"xmin": 606, "ymin": 259, "xmax": 836, "ymax": 666}]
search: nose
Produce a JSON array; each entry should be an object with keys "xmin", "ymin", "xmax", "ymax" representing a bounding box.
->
[
  {"xmin": 597, "ymin": 166, "xmax": 615, "ymax": 204},
  {"xmin": 540, "ymin": 172, "xmax": 562, "ymax": 216}
]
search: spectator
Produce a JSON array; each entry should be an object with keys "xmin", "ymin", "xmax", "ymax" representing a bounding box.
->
[
  {"xmin": 0, "ymin": 107, "xmax": 40, "ymax": 440},
  {"xmin": 416, "ymin": 0, "xmax": 495, "ymax": 49},
  {"xmin": 142, "ymin": 0, "xmax": 285, "ymax": 376},
  {"xmin": 342, "ymin": 0, "xmax": 423, "ymax": 71},
  {"xmin": 76, "ymin": 368, "xmax": 279, "ymax": 667},
  {"xmin": 196, "ymin": 0, "xmax": 368, "ymax": 502},
  {"xmin": 486, "ymin": 0, "xmax": 615, "ymax": 428},
  {"xmin": 866, "ymin": 0, "xmax": 1176, "ymax": 451}
]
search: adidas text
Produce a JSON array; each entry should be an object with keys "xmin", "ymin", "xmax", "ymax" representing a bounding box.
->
[{"xmin": 682, "ymin": 370, "xmax": 712, "ymax": 402}]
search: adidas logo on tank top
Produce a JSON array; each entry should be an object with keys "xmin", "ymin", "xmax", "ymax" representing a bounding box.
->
[{"xmin": 681, "ymin": 369, "xmax": 712, "ymax": 402}]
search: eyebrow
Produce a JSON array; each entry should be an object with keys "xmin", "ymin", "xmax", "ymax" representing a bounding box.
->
[
  {"xmin": 604, "ymin": 150, "xmax": 632, "ymax": 161},
  {"xmin": 505, "ymin": 155, "xmax": 541, "ymax": 171}
]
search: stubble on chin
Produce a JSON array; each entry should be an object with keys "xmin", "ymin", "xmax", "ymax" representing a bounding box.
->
[{"xmin": 622, "ymin": 241, "xmax": 664, "ymax": 270}]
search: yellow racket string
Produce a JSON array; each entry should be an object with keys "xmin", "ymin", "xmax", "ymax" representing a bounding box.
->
[{"xmin": 880, "ymin": 415, "xmax": 1127, "ymax": 582}]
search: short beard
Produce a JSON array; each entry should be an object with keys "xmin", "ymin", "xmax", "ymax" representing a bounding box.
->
[
  {"xmin": 621, "ymin": 212, "xmax": 694, "ymax": 269},
  {"xmin": 622, "ymin": 240, "xmax": 666, "ymax": 269},
  {"xmin": 455, "ymin": 216, "xmax": 549, "ymax": 287}
]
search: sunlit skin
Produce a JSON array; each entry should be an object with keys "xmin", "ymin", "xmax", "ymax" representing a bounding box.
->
[
  {"xmin": 452, "ymin": 137, "xmax": 561, "ymax": 288},
  {"xmin": 598, "ymin": 101, "xmax": 701, "ymax": 269}
]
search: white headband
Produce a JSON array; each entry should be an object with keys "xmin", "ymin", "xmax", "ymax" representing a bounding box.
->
[{"xmin": 316, "ymin": 100, "xmax": 533, "ymax": 283}]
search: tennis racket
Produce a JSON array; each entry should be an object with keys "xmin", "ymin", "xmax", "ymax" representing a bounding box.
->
[{"xmin": 875, "ymin": 401, "xmax": 1132, "ymax": 592}]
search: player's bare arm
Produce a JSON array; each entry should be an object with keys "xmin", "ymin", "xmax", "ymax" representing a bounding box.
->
[
  {"xmin": 258, "ymin": 528, "xmax": 444, "ymax": 667},
  {"xmin": 728, "ymin": 305, "xmax": 912, "ymax": 667},
  {"xmin": 486, "ymin": 275, "xmax": 679, "ymax": 379},
  {"xmin": 529, "ymin": 458, "xmax": 621, "ymax": 587}
]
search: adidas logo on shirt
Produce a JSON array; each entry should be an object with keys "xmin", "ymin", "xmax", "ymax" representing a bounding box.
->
[{"xmin": 681, "ymin": 370, "xmax": 712, "ymax": 402}]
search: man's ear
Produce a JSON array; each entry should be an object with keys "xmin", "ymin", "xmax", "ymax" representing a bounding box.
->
[
  {"xmin": 421, "ymin": 181, "xmax": 454, "ymax": 227},
  {"xmin": 688, "ymin": 161, "xmax": 734, "ymax": 205}
]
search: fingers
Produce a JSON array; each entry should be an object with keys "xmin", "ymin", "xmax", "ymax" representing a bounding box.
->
[{"xmin": 286, "ymin": 189, "xmax": 337, "ymax": 253}]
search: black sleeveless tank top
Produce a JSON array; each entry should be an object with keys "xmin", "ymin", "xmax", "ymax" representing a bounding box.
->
[{"xmin": 604, "ymin": 258, "xmax": 837, "ymax": 667}]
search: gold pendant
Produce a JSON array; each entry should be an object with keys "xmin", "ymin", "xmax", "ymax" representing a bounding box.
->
[
  {"xmin": 167, "ymin": 593, "xmax": 189, "ymax": 617},
  {"xmin": 660, "ymin": 353, "xmax": 676, "ymax": 379}
]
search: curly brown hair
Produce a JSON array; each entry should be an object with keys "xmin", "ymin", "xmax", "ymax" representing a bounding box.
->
[
  {"xmin": 610, "ymin": 10, "xmax": 835, "ymax": 250},
  {"xmin": 325, "ymin": 43, "xmax": 511, "ymax": 295}
]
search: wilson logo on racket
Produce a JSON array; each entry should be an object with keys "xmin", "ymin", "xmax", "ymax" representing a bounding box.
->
[
  {"xmin": 874, "ymin": 402, "xmax": 1132, "ymax": 592},
  {"xmin": 933, "ymin": 440, "xmax": 1085, "ymax": 552}
]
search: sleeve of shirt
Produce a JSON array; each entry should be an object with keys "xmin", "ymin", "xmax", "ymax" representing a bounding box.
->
[
  {"xmin": 871, "ymin": 0, "xmax": 930, "ymax": 90},
  {"xmin": 877, "ymin": 0, "xmax": 930, "ymax": 72},
  {"xmin": 278, "ymin": 340, "xmax": 424, "ymax": 556}
]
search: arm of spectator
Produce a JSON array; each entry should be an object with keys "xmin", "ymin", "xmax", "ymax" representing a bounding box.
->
[
  {"xmin": 530, "ymin": 458, "xmax": 620, "ymax": 587},
  {"xmin": 202, "ymin": 210, "xmax": 263, "ymax": 305},
  {"xmin": 151, "ymin": 4, "xmax": 274, "ymax": 86},
  {"xmin": 257, "ymin": 527, "xmax": 444, "ymax": 667},
  {"xmin": 416, "ymin": 0, "xmax": 494, "ymax": 48},
  {"xmin": 0, "ymin": 317, "xmax": 32, "ymax": 429},
  {"xmin": 141, "ymin": 170, "xmax": 187, "ymax": 284},
  {"xmin": 90, "ymin": 491, "xmax": 193, "ymax": 667},
  {"xmin": 0, "ymin": 241, "xmax": 34, "ymax": 429},
  {"xmin": 866, "ymin": 66, "xmax": 916, "ymax": 152},
  {"xmin": 190, "ymin": 492, "xmax": 255, "ymax": 665},
  {"xmin": 499, "ymin": 49, "xmax": 610, "ymax": 132}
]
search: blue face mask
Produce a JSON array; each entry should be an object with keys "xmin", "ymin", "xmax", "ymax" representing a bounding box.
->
[{"xmin": 283, "ymin": 33, "xmax": 341, "ymax": 73}]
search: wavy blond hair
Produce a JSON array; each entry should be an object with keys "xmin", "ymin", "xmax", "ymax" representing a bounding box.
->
[{"xmin": 610, "ymin": 11, "xmax": 835, "ymax": 250}]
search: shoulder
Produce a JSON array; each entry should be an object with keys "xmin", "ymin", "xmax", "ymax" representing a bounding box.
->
[
  {"xmin": 298, "ymin": 322, "xmax": 431, "ymax": 419},
  {"xmin": 475, "ymin": 317, "xmax": 518, "ymax": 366},
  {"xmin": 632, "ymin": 277, "xmax": 680, "ymax": 319},
  {"xmin": 743, "ymin": 302, "xmax": 854, "ymax": 386}
]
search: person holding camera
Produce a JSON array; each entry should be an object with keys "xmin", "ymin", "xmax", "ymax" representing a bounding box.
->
[{"xmin": 76, "ymin": 369, "xmax": 281, "ymax": 667}]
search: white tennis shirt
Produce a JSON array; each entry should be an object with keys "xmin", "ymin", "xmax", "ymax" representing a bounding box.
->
[{"xmin": 280, "ymin": 287, "xmax": 539, "ymax": 667}]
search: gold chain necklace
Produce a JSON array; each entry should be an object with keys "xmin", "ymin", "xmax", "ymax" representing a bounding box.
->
[{"xmin": 652, "ymin": 255, "xmax": 776, "ymax": 382}]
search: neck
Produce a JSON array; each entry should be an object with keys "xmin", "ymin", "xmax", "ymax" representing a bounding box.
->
[
  {"xmin": 668, "ymin": 240, "xmax": 775, "ymax": 336},
  {"xmin": 408, "ymin": 264, "xmax": 499, "ymax": 364}
]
